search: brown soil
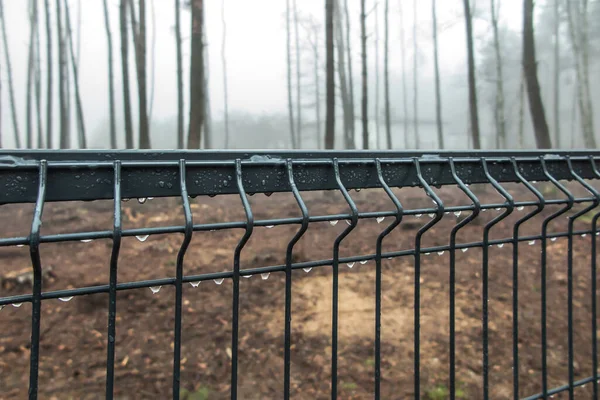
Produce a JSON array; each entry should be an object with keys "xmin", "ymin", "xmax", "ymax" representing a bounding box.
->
[{"xmin": 0, "ymin": 182, "xmax": 598, "ymax": 399}]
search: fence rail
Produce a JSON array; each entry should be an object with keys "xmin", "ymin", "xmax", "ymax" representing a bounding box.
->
[{"xmin": 0, "ymin": 150, "xmax": 599, "ymax": 399}]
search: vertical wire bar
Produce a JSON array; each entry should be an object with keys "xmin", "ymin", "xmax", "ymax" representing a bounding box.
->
[
  {"xmin": 565, "ymin": 156, "xmax": 599, "ymax": 400},
  {"xmin": 510, "ymin": 157, "xmax": 545, "ymax": 400},
  {"xmin": 28, "ymin": 160, "xmax": 47, "ymax": 400},
  {"xmin": 105, "ymin": 161, "xmax": 122, "ymax": 400},
  {"xmin": 481, "ymin": 158, "xmax": 515, "ymax": 400},
  {"xmin": 284, "ymin": 159, "xmax": 310, "ymax": 400},
  {"xmin": 590, "ymin": 156, "xmax": 600, "ymax": 399},
  {"xmin": 232, "ymin": 159, "xmax": 254, "ymax": 400},
  {"xmin": 331, "ymin": 158, "xmax": 359, "ymax": 400},
  {"xmin": 448, "ymin": 158, "xmax": 481, "ymax": 400},
  {"xmin": 413, "ymin": 158, "xmax": 445, "ymax": 399},
  {"xmin": 374, "ymin": 159, "xmax": 404, "ymax": 399},
  {"xmin": 173, "ymin": 159, "xmax": 194, "ymax": 399},
  {"xmin": 539, "ymin": 156, "xmax": 574, "ymax": 398}
]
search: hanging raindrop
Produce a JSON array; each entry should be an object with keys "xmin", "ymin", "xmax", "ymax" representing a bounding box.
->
[
  {"xmin": 149, "ymin": 286, "xmax": 161, "ymax": 294},
  {"xmin": 214, "ymin": 278, "xmax": 224, "ymax": 285},
  {"xmin": 265, "ymin": 225, "xmax": 275, "ymax": 229},
  {"xmin": 517, "ymin": 206, "xmax": 525, "ymax": 211},
  {"xmin": 454, "ymin": 211, "xmax": 462, "ymax": 217},
  {"xmin": 59, "ymin": 296, "xmax": 74, "ymax": 302},
  {"xmin": 359, "ymin": 260, "xmax": 368, "ymax": 265},
  {"xmin": 261, "ymin": 273, "xmax": 270, "ymax": 280},
  {"xmin": 347, "ymin": 262, "xmax": 355, "ymax": 268},
  {"xmin": 190, "ymin": 281, "xmax": 201, "ymax": 287},
  {"xmin": 461, "ymin": 248, "xmax": 468, "ymax": 253},
  {"xmin": 437, "ymin": 251, "xmax": 445, "ymax": 256},
  {"xmin": 136, "ymin": 235, "xmax": 150, "ymax": 242},
  {"xmin": 528, "ymin": 240, "xmax": 536, "ymax": 246},
  {"xmin": 329, "ymin": 220, "xmax": 339, "ymax": 226},
  {"xmin": 137, "ymin": 197, "xmax": 147, "ymax": 204},
  {"xmin": 12, "ymin": 303, "xmax": 22, "ymax": 308},
  {"xmin": 80, "ymin": 239, "xmax": 93, "ymax": 243},
  {"xmin": 303, "ymin": 267, "xmax": 312, "ymax": 273},
  {"xmin": 497, "ymin": 243, "xmax": 504, "ymax": 248},
  {"xmin": 376, "ymin": 216, "xmax": 385, "ymax": 224}
]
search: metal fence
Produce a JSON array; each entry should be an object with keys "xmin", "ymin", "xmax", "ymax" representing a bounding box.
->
[{"xmin": 0, "ymin": 150, "xmax": 599, "ymax": 399}]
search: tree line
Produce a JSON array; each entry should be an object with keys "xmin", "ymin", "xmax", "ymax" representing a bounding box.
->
[{"xmin": 0, "ymin": 0, "xmax": 597, "ymax": 150}]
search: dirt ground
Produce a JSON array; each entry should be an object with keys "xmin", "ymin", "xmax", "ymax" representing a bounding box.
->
[{"xmin": 0, "ymin": 181, "xmax": 599, "ymax": 399}]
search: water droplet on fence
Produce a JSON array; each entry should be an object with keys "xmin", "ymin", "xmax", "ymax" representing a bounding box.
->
[
  {"xmin": 80, "ymin": 239, "xmax": 93, "ymax": 243},
  {"xmin": 495, "ymin": 208, "xmax": 501, "ymax": 211},
  {"xmin": 59, "ymin": 296, "xmax": 73, "ymax": 302},
  {"xmin": 581, "ymin": 233, "xmax": 587, "ymax": 237},
  {"xmin": 122, "ymin": 198, "xmax": 130, "ymax": 202},
  {"xmin": 428, "ymin": 213, "xmax": 435, "ymax": 219},
  {"xmin": 242, "ymin": 275, "xmax": 251, "ymax": 279},
  {"xmin": 213, "ymin": 278, "xmax": 224, "ymax": 285},
  {"xmin": 461, "ymin": 248, "xmax": 468, "ymax": 253},
  {"xmin": 445, "ymin": 211, "xmax": 450, "ymax": 215},
  {"xmin": 376, "ymin": 216, "xmax": 385, "ymax": 223},
  {"xmin": 359, "ymin": 260, "xmax": 368, "ymax": 265},
  {"xmin": 425, "ymin": 252, "xmax": 431, "ymax": 256},
  {"xmin": 517, "ymin": 206, "xmax": 525, "ymax": 211},
  {"xmin": 148, "ymin": 197, "xmax": 154, "ymax": 200},
  {"xmin": 0, "ymin": 305, "xmax": 4, "ymax": 311},
  {"xmin": 345, "ymin": 219, "xmax": 352, "ymax": 225},
  {"xmin": 415, "ymin": 214, "xmax": 422, "ymax": 218},
  {"xmin": 528, "ymin": 240, "xmax": 536, "ymax": 246},
  {"xmin": 551, "ymin": 237, "xmax": 557, "ymax": 241},
  {"xmin": 265, "ymin": 225, "xmax": 275, "ymax": 229},
  {"xmin": 261, "ymin": 273, "xmax": 270, "ymax": 280},
  {"xmin": 136, "ymin": 235, "xmax": 150, "ymax": 242},
  {"xmin": 347, "ymin": 262, "xmax": 355, "ymax": 268},
  {"xmin": 190, "ymin": 281, "xmax": 201, "ymax": 287},
  {"xmin": 437, "ymin": 251, "xmax": 445, "ymax": 256},
  {"xmin": 12, "ymin": 303, "xmax": 22, "ymax": 308},
  {"xmin": 329, "ymin": 220, "xmax": 339, "ymax": 226},
  {"xmin": 532, "ymin": 181, "xmax": 537, "ymax": 184},
  {"xmin": 16, "ymin": 244, "xmax": 24, "ymax": 247},
  {"xmin": 497, "ymin": 243, "xmax": 504, "ymax": 248},
  {"xmin": 355, "ymin": 188, "xmax": 362, "ymax": 192},
  {"xmin": 149, "ymin": 286, "xmax": 161, "ymax": 294},
  {"xmin": 387, "ymin": 257, "xmax": 393, "ymax": 260},
  {"xmin": 303, "ymin": 267, "xmax": 312, "ymax": 273},
  {"xmin": 137, "ymin": 197, "xmax": 147, "ymax": 204},
  {"xmin": 454, "ymin": 211, "xmax": 462, "ymax": 217}
]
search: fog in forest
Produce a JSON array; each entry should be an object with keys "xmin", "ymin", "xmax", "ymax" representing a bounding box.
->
[{"xmin": 0, "ymin": 0, "xmax": 598, "ymax": 150}]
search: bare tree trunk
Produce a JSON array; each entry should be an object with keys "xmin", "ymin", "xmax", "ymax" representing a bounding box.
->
[
  {"xmin": 325, "ymin": 0, "xmax": 335, "ymax": 149},
  {"xmin": 384, "ymin": 0, "xmax": 391, "ymax": 149},
  {"xmin": 518, "ymin": 70, "xmax": 525, "ymax": 148},
  {"xmin": 523, "ymin": 0, "xmax": 552, "ymax": 149},
  {"xmin": 399, "ymin": 0, "xmax": 408, "ymax": 148},
  {"xmin": 463, "ymin": 0, "xmax": 481, "ymax": 149},
  {"xmin": 343, "ymin": 0, "xmax": 355, "ymax": 149},
  {"xmin": 148, "ymin": 0, "xmax": 155, "ymax": 124},
  {"xmin": 34, "ymin": 6, "xmax": 43, "ymax": 148},
  {"xmin": 292, "ymin": 0, "xmax": 302, "ymax": 148},
  {"xmin": 64, "ymin": 0, "xmax": 86, "ymax": 149},
  {"xmin": 76, "ymin": 0, "xmax": 80, "ymax": 64},
  {"xmin": 412, "ymin": 0, "xmax": 419, "ymax": 149},
  {"xmin": 286, "ymin": 0, "xmax": 296, "ymax": 148},
  {"xmin": 221, "ymin": 0, "xmax": 229, "ymax": 148},
  {"xmin": 375, "ymin": 2, "xmax": 380, "ymax": 148},
  {"xmin": 491, "ymin": 0, "xmax": 505, "ymax": 149},
  {"xmin": 129, "ymin": 0, "xmax": 150, "ymax": 149},
  {"xmin": 120, "ymin": 0, "xmax": 134, "ymax": 148},
  {"xmin": 553, "ymin": 0, "xmax": 560, "ymax": 148},
  {"xmin": 188, "ymin": 0, "xmax": 204, "ymax": 149},
  {"xmin": 360, "ymin": 0, "xmax": 368, "ymax": 149},
  {"xmin": 334, "ymin": 0, "xmax": 350, "ymax": 149},
  {"xmin": 44, "ymin": 0, "xmax": 51, "ymax": 148},
  {"xmin": 432, "ymin": 0, "xmax": 444, "ymax": 149},
  {"xmin": 202, "ymin": 2, "xmax": 211, "ymax": 149},
  {"xmin": 175, "ymin": 0, "xmax": 183, "ymax": 148},
  {"xmin": 313, "ymin": 31, "xmax": 321, "ymax": 150},
  {"xmin": 26, "ymin": 0, "xmax": 36, "ymax": 148},
  {"xmin": 566, "ymin": 0, "xmax": 595, "ymax": 148},
  {"xmin": 0, "ymin": 0, "xmax": 21, "ymax": 148},
  {"xmin": 57, "ymin": 0, "xmax": 69, "ymax": 148},
  {"xmin": 570, "ymin": 83, "xmax": 578, "ymax": 148},
  {"xmin": 103, "ymin": 0, "xmax": 117, "ymax": 149}
]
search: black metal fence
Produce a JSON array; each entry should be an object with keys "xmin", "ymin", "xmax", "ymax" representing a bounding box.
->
[{"xmin": 0, "ymin": 150, "xmax": 599, "ymax": 399}]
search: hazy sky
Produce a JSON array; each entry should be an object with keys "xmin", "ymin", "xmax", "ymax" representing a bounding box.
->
[{"xmin": 0, "ymin": 0, "xmax": 524, "ymax": 148}]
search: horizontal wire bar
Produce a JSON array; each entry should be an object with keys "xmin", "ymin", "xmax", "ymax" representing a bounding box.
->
[
  {"xmin": 522, "ymin": 375, "xmax": 598, "ymax": 400},
  {"xmin": 0, "ymin": 197, "xmax": 595, "ymax": 247},
  {"xmin": 1, "ymin": 226, "xmax": 597, "ymax": 306}
]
